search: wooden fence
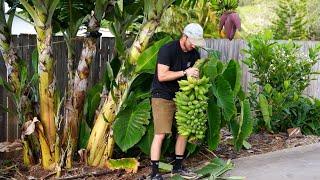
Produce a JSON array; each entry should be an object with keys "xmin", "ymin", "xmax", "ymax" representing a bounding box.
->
[
  {"xmin": 200, "ymin": 39, "xmax": 320, "ymax": 97},
  {"xmin": 0, "ymin": 34, "xmax": 115, "ymax": 143},
  {"xmin": 0, "ymin": 37, "xmax": 319, "ymax": 144}
]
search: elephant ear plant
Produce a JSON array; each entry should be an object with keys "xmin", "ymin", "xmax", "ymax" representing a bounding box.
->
[
  {"xmin": 136, "ymin": 49, "xmax": 253, "ymax": 155},
  {"xmin": 201, "ymin": 50, "xmax": 253, "ymax": 151}
]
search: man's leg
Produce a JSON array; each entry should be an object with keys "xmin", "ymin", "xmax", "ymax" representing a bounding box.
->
[
  {"xmin": 174, "ymin": 135, "xmax": 187, "ymax": 169},
  {"xmin": 149, "ymin": 98, "xmax": 175, "ymax": 179},
  {"xmin": 150, "ymin": 133, "xmax": 165, "ymax": 176},
  {"xmin": 172, "ymin": 135, "xmax": 197, "ymax": 179}
]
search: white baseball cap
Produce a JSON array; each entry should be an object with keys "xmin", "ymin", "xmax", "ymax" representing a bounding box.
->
[{"xmin": 183, "ymin": 23, "xmax": 206, "ymax": 47}]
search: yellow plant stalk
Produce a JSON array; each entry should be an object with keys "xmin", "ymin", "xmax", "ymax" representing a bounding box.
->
[
  {"xmin": 129, "ymin": 21, "xmax": 159, "ymax": 65},
  {"xmin": 87, "ymin": 91, "xmax": 117, "ymax": 165},
  {"xmin": 64, "ymin": 36, "xmax": 96, "ymax": 168},
  {"xmin": 20, "ymin": 0, "xmax": 59, "ymax": 169}
]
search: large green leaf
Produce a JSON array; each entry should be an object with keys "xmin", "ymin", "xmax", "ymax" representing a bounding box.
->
[
  {"xmin": 195, "ymin": 158, "xmax": 234, "ymax": 179},
  {"xmin": 106, "ymin": 158, "xmax": 139, "ymax": 173},
  {"xmin": 113, "ymin": 99, "xmax": 151, "ymax": 152},
  {"xmin": 203, "ymin": 57, "xmax": 218, "ymax": 81},
  {"xmin": 222, "ymin": 60, "xmax": 242, "ymax": 96},
  {"xmin": 137, "ymin": 122, "xmax": 154, "ymax": 155},
  {"xmin": 259, "ymin": 94, "xmax": 272, "ymax": 132},
  {"xmin": 207, "ymin": 101, "xmax": 221, "ymax": 151},
  {"xmin": 129, "ymin": 72, "xmax": 154, "ymax": 91},
  {"xmin": 135, "ymin": 36, "xmax": 172, "ymax": 74},
  {"xmin": 231, "ymin": 100, "xmax": 253, "ymax": 151},
  {"xmin": 94, "ymin": 0, "xmax": 109, "ymax": 21},
  {"xmin": 212, "ymin": 75, "xmax": 236, "ymax": 121}
]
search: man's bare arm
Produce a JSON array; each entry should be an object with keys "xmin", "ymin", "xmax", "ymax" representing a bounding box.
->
[{"xmin": 157, "ymin": 64, "xmax": 198, "ymax": 82}]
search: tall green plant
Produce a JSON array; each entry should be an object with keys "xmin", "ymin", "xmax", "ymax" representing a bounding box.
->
[
  {"xmin": 160, "ymin": 0, "xmax": 220, "ymax": 38},
  {"xmin": 19, "ymin": 0, "xmax": 60, "ymax": 170},
  {"xmin": 203, "ymin": 56, "xmax": 253, "ymax": 151},
  {"xmin": 86, "ymin": 0, "xmax": 175, "ymax": 166},
  {"xmin": 271, "ymin": 0, "xmax": 308, "ymax": 40},
  {"xmin": 136, "ymin": 53, "xmax": 253, "ymax": 154},
  {"xmin": 244, "ymin": 32, "xmax": 320, "ymax": 133}
]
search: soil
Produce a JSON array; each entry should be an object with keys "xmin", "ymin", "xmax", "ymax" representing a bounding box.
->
[{"xmin": 1, "ymin": 131, "xmax": 319, "ymax": 180}]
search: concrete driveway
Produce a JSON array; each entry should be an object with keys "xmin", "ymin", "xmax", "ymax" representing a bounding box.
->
[{"xmin": 226, "ymin": 143, "xmax": 320, "ymax": 180}]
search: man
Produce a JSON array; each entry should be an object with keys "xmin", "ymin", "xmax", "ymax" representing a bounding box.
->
[{"xmin": 149, "ymin": 23, "xmax": 206, "ymax": 180}]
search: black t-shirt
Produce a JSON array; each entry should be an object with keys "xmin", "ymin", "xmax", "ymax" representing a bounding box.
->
[{"xmin": 151, "ymin": 40, "xmax": 200, "ymax": 100}]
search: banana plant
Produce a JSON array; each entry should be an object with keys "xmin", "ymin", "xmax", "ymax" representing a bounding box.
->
[
  {"xmin": 86, "ymin": 0, "xmax": 174, "ymax": 166},
  {"xmin": 160, "ymin": 0, "xmax": 220, "ymax": 38},
  {"xmin": 128, "ymin": 0, "xmax": 173, "ymax": 65},
  {"xmin": 215, "ymin": 0, "xmax": 241, "ymax": 40},
  {"xmin": 20, "ymin": 0, "xmax": 60, "ymax": 170},
  {"xmin": 0, "ymin": 0, "xmax": 20, "ymax": 93},
  {"xmin": 0, "ymin": 0, "xmax": 39, "ymax": 166},
  {"xmin": 56, "ymin": 0, "xmax": 109, "ymax": 168}
]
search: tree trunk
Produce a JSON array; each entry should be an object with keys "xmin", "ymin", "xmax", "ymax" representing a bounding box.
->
[
  {"xmin": 128, "ymin": 20, "xmax": 159, "ymax": 65},
  {"xmin": 87, "ymin": 19, "xmax": 159, "ymax": 165},
  {"xmin": 64, "ymin": 14, "xmax": 99, "ymax": 168},
  {"xmin": 65, "ymin": 37, "xmax": 97, "ymax": 167},
  {"xmin": 87, "ymin": 87, "xmax": 118, "ymax": 166},
  {"xmin": 1, "ymin": 8, "xmax": 35, "ymax": 165},
  {"xmin": 35, "ymin": 25, "xmax": 57, "ymax": 169},
  {"xmin": 0, "ymin": 31, "xmax": 20, "ymax": 93}
]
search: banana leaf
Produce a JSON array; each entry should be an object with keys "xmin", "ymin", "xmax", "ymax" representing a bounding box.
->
[
  {"xmin": 135, "ymin": 36, "xmax": 172, "ymax": 74},
  {"xmin": 105, "ymin": 158, "xmax": 139, "ymax": 173}
]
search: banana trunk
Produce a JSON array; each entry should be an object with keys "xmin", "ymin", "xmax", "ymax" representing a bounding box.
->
[
  {"xmin": 64, "ymin": 37, "xmax": 97, "ymax": 168},
  {"xmin": 64, "ymin": 13, "xmax": 100, "ymax": 167},
  {"xmin": 86, "ymin": 69, "xmax": 131, "ymax": 166},
  {"xmin": 87, "ymin": 89, "xmax": 118, "ymax": 166},
  {"xmin": 0, "ymin": 33, "xmax": 20, "ymax": 93},
  {"xmin": 65, "ymin": 37, "xmax": 76, "ymax": 97},
  {"xmin": 22, "ymin": 140, "xmax": 35, "ymax": 166},
  {"xmin": 87, "ymin": 0, "xmax": 171, "ymax": 165},
  {"xmin": 87, "ymin": 20, "xmax": 159, "ymax": 166},
  {"xmin": 128, "ymin": 20, "xmax": 159, "ymax": 65},
  {"xmin": 35, "ymin": 26, "xmax": 57, "ymax": 169}
]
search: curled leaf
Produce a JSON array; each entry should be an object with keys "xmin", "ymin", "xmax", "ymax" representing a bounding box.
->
[
  {"xmin": 21, "ymin": 117, "xmax": 40, "ymax": 139},
  {"xmin": 105, "ymin": 158, "xmax": 139, "ymax": 173}
]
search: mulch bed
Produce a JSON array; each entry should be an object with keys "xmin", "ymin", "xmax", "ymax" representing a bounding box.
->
[{"xmin": 1, "ymin": 131, "xmax": 319, "ymax": 180}]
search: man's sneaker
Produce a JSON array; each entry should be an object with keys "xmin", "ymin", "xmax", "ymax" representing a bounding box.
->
[
  {"xmin": 171, "ymin": 167, "xmax": 198, "ymax": 179},
  {"xmin": 145, "ymin": 173, "xmax": 163, "ymax": 180}
]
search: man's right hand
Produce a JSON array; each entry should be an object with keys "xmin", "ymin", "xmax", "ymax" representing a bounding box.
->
[{"xmin": 185, "ymin": 67, "xmax": 199, "ymax": 78}]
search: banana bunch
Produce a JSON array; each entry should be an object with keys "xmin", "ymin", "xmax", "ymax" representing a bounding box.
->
[
  {"xmin": 222, "ymin": 0, "xmax": 238, "ymax": 10},
  {"xmin": 173, "ymin": 76, "xmax": 211, "ymax": 141}
]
